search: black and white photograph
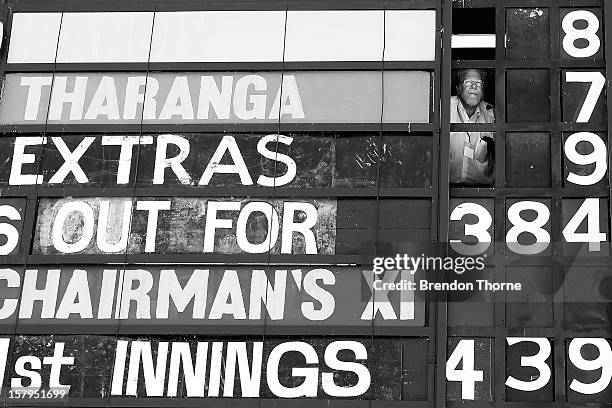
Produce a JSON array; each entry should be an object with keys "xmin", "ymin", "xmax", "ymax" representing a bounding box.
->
[{"xmin": 0, "ymin": 0, "xmax": 610, "ymax": 406}]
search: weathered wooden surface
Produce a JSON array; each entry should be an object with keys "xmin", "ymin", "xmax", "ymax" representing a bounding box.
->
[
  {"xmin": 0, "ymin": 72, "xmax": 431, "ymax": 124},
  {"xmin": 506, "ymin": 69, "xmax": 550, "ymax": 122},
  {"xmin": 0, "ymin": 134, "xmax": 433, "ymax": 189},
  {"xmin": 32, "ymin": 196, "xmax": 433, "ymax": 256},
  {"xmin": 506, "ymin": 338, "xmax": 554, "ymax": 402},
  {"xmin": 0, "ymin": 136, "xmax": 45, "ymax": 188},
  {"xmin": 506, "ymin": 8, "xmax": 550, "ymax": 60},
  {"xmin": 336, "ymin": 199, "xmax": 432, "ymax": 256},
  {"xmin": 8, "ymin": 334, "xmax": 116, "ymax": 398},
  {"xmin": 447, "ymin": 267, "xmax": 494, "ymax": 326},
  {"xmin": 446, "ymin": 337, "xmax": 493, "ymax": 402},
  {"xmin": 33, "ymin": 197, "xmax": 337, "ymax": 255},
  {"xmin": 0, "ymin": 198, "xmax": 26, "ymax": 257},
  {"xmin": 505, "ymin": 132, "xmax": 551, "ymax": 187},
  {"xmin": 562, "ymin": 69, "xmax": 607, "ymax": 123},
  {"xmin": 0, "ymin": 335, "xmax": 431, "ymax": 400},
  {"xmin": 505, "ymin": 266, "xmax": 554, "ymax": 328},
  {"xmin": 563, "ymin": 132, "xmax": 608, "ymax": 187},
  {"xmin": 7, "ymin": 265, "xmax": 425, "ymax": 329},
  {"xmin": 566, "ymin": 337, "xmax": 612, "ymax": 402},
  {"xmin": 563, "ymin": 266, "xmax": 612, "ymax": 333}
]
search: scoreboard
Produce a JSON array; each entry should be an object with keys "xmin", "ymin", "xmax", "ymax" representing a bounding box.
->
[{"xmin": 0, "ymin": 0, "xmax": 609, "ymax": 406}]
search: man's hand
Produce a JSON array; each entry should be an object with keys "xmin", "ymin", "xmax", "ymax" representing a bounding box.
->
[{"xmin": 481, "ymin": 136, "xmax": 495, "ymax": 159}]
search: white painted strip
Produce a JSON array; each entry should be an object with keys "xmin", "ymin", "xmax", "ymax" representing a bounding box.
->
[
  {"xmin": 8, "ymin": 13, "xmax": 61, "ymax": 63},
  {"xmin": 56, "ymin": 12, "xmax": 154, "ymax": 63},
  {"xmin": 8, "ymin": 10, "xmax": 437, "ymax": 63},
  {"xmin": 384, "ymin": 10, "xmax": 436, "ymax": 61},
  {"xmin": 451, "ymin": 34, "xmax": 496, "ymax": 48},
  {"xmin": 284, "ymin": 10, "xmax": 384, "ymax": 61},
  {"xmin": 150, "ymin": 11, "xmax": 285, "ymax": 62}
]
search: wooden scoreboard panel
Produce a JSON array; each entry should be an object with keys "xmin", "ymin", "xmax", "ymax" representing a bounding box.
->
[
  {"xmin": 0, "ymin": 0, "xmax": 609, "ymax": 406},
  {"xmin": 0, "ymin": 2, "xmax": 440, "ymax": 405},
  {"xmin": 442, "ymin": 0, "xmax": 612, "ymax": 405}
]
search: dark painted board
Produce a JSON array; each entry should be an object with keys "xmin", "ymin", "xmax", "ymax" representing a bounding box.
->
[
  {"xmin": 506, "ymin": 338, "xmax": 554, "ymax": 401},
  {"xmin": 379, "ymin": 135, "xmax": 433, "ymax": 188},
  {"xmin": 0, "ymin": 266, "xmax": 22, "ymax": 334},
  {"xmin": 40, "ymin": 135, "xmax": 141, "ymax": 187},
  {"xmin": 335, "ymin": 228, "xmax": 431, "ymax": 257},
  {"xmin": 448, "ymin": 198, "xmax": 494, "ymax": 258},
  {"xmin": 0, "ymin": 335, "xmax": 432, "ymax": 400},
  {"xmin": 447, "ymin": 267, "xmax": 494, "ymax": 327},
  {"xmin": 375, "ymin": 229, "xmax": 431, "ymax": 257},
  {"xmin": 562, "ymin": 132, "xmax": 608, "ymax": 188},
  {"xmin": 0, "ymin": 198, "xmax": 27, "ymax": 257},
  {"xmin": 506, "ymin": 69, "xmax": 551, "ymax": 122},
  {"xmin": 4, "ymin": 334, "xmax": 116, "ymax": 398},
  {"xmin": 377, "ymin": 200, "xmax": 432, "ymax": 229},
  {"xmin": 399, "ymin": 338, "xmax": 429, "ymax": 401},
  {"xmin": 446, "ymin": 337, "xmax": 493, "ymax": 402},
  {"xmin": 0, "ymin": 134, "xmax": 433, "ymax": 189},
  {"xmin": 561, "ymin": 69, "xmax": 607, "ymax": 123},
  {"xmin": 563, "ymin": 266, "xmax": 612, "ymax": 333},
  {"xmin": 136, "ymin": 133, "xmax": 330, "ymax": 188},
  {"xmin": 367, "ymin": 338, "xmax": 429, "ymax": 401},
  {"xmin": 0, "ymin": 136, "xmax": 45, "ymax": 189},
  {"xmin": 336, "ymin": 199, "xmax": 431, "ymax": 229},
  {"xmin": 566, "ymin": 338, "xmax": 612, "ymax": 403},
  {"xmin": 7, "ymin": 265, "xmax": 424, "ymax": 329},
  {"xmin": 562, "ymin": 198, "xmax": 609, "ymax": 256},
  {"xmin": 505, "ymin": 132, "xmax": 551, "ymax": 188},
  {"xmin": 559, "ymin": 7, "xmax": 604, "ymax": 61},
  {"xmin": 335, "ymin": 134, "xmax": 433, "ymax": 189},
  {"xmin": 31, "ymin": 197, "xmax": 432, "ymax": 256},
  {"xmin": 504, "ymin": 198, "xmax": 552, "ymax": 256},
  {"xmin": 335, "ymin": 228, "xmax": 377, "ymax": 256},
  {"xmin": 505, "ymin": 266, "xmax": 554, "ymax": 328},
  {"xmin": 505, "ymin": 8, "xmax": 550, "ymax": 60}
]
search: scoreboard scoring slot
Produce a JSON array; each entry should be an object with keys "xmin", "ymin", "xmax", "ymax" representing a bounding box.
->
[
  {"xmin": 450, "ymin": 197, "xmax": 609, "ymax": 255},
  {"xmin": 447, "ymin": 337, "xmax": 612, "ymax": 400}
]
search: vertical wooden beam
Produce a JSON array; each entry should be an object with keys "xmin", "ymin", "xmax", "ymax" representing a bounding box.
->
[{"xmin": 436, "ymin": 0, "xmax": 452, "ymax": 406}]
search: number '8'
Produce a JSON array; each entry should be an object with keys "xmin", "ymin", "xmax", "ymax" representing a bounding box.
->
[{"xmin": 562, "ymin": 10, "xmax": 600, "ymax": 58}]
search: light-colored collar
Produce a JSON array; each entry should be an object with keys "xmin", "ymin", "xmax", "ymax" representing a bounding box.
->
[{"xmin": 456, "ymin": 99, "xmax": 482, "ymax": 123}]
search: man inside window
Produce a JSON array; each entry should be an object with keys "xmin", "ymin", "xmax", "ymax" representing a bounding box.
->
[{"xmin": 450, "ymin": 69, "xmax": 495, "ymax": 186}]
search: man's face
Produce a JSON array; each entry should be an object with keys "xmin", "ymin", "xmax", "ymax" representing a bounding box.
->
[{"xmin": 458, "ymin": 70, "xmax": 484, "ymax": 108}]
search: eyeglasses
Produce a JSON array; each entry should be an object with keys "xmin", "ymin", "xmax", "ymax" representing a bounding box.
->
[{"xmin": 463, "ymin": 79, "xmax": 484, "ymax": 88}]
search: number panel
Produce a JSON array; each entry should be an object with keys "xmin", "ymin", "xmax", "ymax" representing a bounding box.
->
[
  {"xmin": 505, "ymin": 199, "xmax": 552, "ymax": 256},
  {"xmin": 562, "ymin": 198, "xmax": 609, "ymax": 255},
  {"xmin": 566, "ymin": 338, "xmax": 612, "ymax": 402},
  {"xmin": 563, "ymin": 132, "xmax": 608, "ymax": 187},
  {"xmin": 446, "ymin": 337, "xmax": 493, "ymax": 402},
  {"xmin": 447, "ymin": 2, "xmax": 609, "ymax": 407},
  {"xmin": 560, "ymin": 8, "xmax": 604, "ymax": 61},
  {"xmin": 449, "ymin": 199, "xmax": 494, "ymax": 258},
  {"xmin": 562, "ymin": 70, "xmax": 607, "ymax": 123},
  {"xmin": 505, "ymin": 338, "xmax": 554, "ymax": 401}
]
